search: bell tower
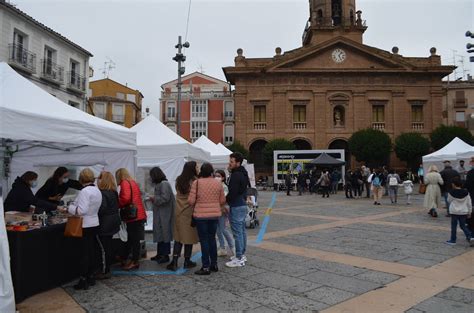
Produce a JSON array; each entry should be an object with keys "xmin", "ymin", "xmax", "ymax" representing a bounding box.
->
[{"xmin": 304, "ymin": 0, "xmax": 367, "ymax": 46}]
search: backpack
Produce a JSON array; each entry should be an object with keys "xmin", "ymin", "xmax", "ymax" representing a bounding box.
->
[
  {"xmin": 372, "ymin": 176, "xmax": 381, "ymax": 187},
  {"xmin": 389, "ymin": 176, "xmax": 398, "ymax": 187}
]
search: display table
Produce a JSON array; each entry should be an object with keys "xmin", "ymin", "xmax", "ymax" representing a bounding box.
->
[{"xmin": 7, "ymin": 223, "xmax": 82, "ymax": 302}]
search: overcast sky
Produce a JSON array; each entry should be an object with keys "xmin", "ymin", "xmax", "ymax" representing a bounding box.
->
[{"xmin": 12, "ymin": 0, "xmax": 474, "ymax": 115}]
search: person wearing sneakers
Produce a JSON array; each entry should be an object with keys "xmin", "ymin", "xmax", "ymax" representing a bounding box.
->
[
  {"xmin": 215, "ymin": 170, "xmax": 235, "ymax": 258},
  {"xmin": 445, "ymin": 177, "xmax": 474, "ymax": 247},
  {"xmin": 226, "ymin": 152, "xmax": 250, "ymax": 268}
]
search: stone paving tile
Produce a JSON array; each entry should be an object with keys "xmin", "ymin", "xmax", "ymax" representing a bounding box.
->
[
  {"xmin": 147, "ymin": 299, "xmax": 201, "ymax": 313},
  {"xmin": 435, "ymin": 286, "xmax": 474, "ymax": 304},
  {"xmin": 189, "ymin": 289, "xmax": 261, "ymax": 312},
  {"xmin": 304, "ymin": 286, "xmax": 356, "ymax": 305},
  {"xmin": 88, "ymin": 304, "xmax": 148, "ymax": 313},
  {"xmin": 397, "ymin": 257, "xmax": 440, "ymax": 268},
  {"xmin": 411, "ymin": 296, "xmax": 474, "ymax": 313},
  {"xmin": 302, "ymin": 271, "xmax": 382, "ymax": 295},
  {"xmin": 266, "ymin": 215, "xmax": 329, "ymax": 232},
  {"xmin": 244, "ymin": 306, "xmax": 280, "ymax": 313},
  {"xmin": 354, "ymin": 270, "xmax": 401, "ymax": 285},
  {"xmin": 247, "ymin": 271, "xmax": 322, "ymax": 294},
  {"xmin": 190, "ymin": 272, "xmax": 265, "ymax": 294},
  {"xmin": 176, "ymin": 306, "xmax": 211, "ymax": 313},
  {"xmin": 240, "ymin": 287, "xmax": 328, "ymax": 312}
]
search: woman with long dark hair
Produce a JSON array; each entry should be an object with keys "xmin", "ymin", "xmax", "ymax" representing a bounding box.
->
[
  {"xmin": 36, "ymin": 167, "xmax": 82, "ymax": 208},
  {"xmin": 188, "ymin": 163, "xmax": 225, "ymax": 275},
  {"xmin": 166, "ymin": 161, "xmax": 199, "ymax": 271},
  {"xmin": 148, "ymin": 167, "xmax": 175, "ymax": 264}
]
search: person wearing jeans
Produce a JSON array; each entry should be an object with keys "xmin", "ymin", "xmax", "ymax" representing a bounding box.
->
[
  {"xmin": 226, "ymin": 152, "xmax": 250, "ymax": 268},
  {"xmin": 188, "ymin": 163, "xmax": 226, "ymax": 275},
  {"xmin": 445, "ymin": 177, "xmax": 474, "ymax": 246},
  {"xmin": 215, "ymin": 170, "xmax": 234, "ymax": 257}
]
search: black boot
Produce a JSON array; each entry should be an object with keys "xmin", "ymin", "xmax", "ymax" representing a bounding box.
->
[
  {"xmin": 87, "ymin": 275, "xmax": 96, "ymax": 287},
  {"xmin": 73, "ymin": 278, "xmax": 89, "ymax": 290},
  {"xmin": 166, "ymin": 256, "xmax": 179, "ymax": 271},
  {"xmin": 156, "ymin": 255, "xmax": 170, "ymax": 264},
  {"xmin": 184, "ymin": 258, "xmax": 197, "ymax": 269}
]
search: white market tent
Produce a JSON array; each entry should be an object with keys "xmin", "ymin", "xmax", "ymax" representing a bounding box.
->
[
  {"xmin": 0, "ymin": 62, "xmax": 137, "ymax": 311},
  {"xmin": 0, "ymin": 62, "xmax": 137, "ymax": 192},
  {"xmin": 192, "ymin": 136, "xmax": 231, "ymax": 169},
  {"xmin": 131, "ymin": 115, "xmax": 210, "ymax": 194},
  {"xmin": 422, "ymin": 137, "xmax": 474, "ymax": 171}
]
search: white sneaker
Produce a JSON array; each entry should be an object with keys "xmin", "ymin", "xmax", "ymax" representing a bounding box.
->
[
  {"xmin": 230, "ymin": 255, "xmax": 247, "ymax": 262},
  {"xmin": 217, "ymin": 248, "xmax": 227, "ymax": 257},
  {"xmin": 225, "ymin": 258, "xmax": 246, "ymax": 268}
]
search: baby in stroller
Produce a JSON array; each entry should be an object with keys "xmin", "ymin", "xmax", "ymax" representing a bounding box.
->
[{"xmin": 245, "ymin": 187, "xmax": 259, "ymax": 228}]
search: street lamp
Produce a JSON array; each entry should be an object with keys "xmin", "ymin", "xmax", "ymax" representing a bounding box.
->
[
  {"xmin": 173, "ymin": 36, "xmax": 190, "ymax": 136},
  {"xmin": 467, "ymin": 31, "xmax": 474, "ymax": 62}
]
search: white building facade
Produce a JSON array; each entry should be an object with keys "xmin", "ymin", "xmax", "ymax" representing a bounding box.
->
[{"xmin": 0, "ymin": 0, "xmax": 92, "ymax": 110}]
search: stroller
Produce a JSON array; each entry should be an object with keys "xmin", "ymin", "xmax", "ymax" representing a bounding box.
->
[{"xmin": 245, "ymin": 187, "xmax": 260, "ymax": 229}]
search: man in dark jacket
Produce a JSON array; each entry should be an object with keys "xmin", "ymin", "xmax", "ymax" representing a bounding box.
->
[
  {"xmin": 440, "ymin": 161, "xmax": 460, "ymax": 214},
  {"xmin": 297, "ymin": 173, "xmax": 306, "ymax": 195},
  {"xmin": 285, "ymin": 173, "xmax": 292, "ymax": 196},
  {"xmin": 225, "ymin": 152, "xmax": 250, "ymax": 268},
  {"xmin": 464, "ymin": 157, "xmax": 474, "ymax": 232}
]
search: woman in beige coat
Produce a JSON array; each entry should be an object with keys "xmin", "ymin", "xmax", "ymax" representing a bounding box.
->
[
  {"xmin": 167, "ymin": 161, "xmax": 199, "ymax": 271},
  {"xmin": 423, "ymin": 165, "xmax": 444, "ymax": 218}
]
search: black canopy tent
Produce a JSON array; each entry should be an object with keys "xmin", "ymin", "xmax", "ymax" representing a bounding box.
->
[{"xmin": 310, "ymin": 153, "xmax": 345, "ymax": 166}]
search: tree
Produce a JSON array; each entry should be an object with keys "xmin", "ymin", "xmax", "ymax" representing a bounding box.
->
[
  {"xmin": 394, "ymin": 133, "xmax": 431, "ymax": 170},
  {"xmin": 226, "ymin": 141, "xmax": 249, "ymax": 160},
  {"xmin": 348, "ymin": 128, "xmax": 392, "ymax": 167},
  {"xmin": 262, "ymin": 138, "xmax": 296, "ymax": 166},
  {"xmin": 430, "ymin": 125, "xmax": 474, "ymax": 151}
]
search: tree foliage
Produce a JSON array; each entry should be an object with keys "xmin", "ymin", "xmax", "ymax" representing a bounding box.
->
[
  {"xmin": 262, "ymin": 139, "xmax": 296, "ymax": 166},
  {"xmin": 430, "ymin": 125, "xmax": 474, "ymax": 151},
  {"xmin": 348, "ymin": 128, "xmax": 392, "ymax": 167},
  {"xmin": 394, "ymin": 133, "xmax": 431, "ymax": 170},
  {"xmin": 226, "ymin": 141, "xmax": 249, "ymax": 160}
]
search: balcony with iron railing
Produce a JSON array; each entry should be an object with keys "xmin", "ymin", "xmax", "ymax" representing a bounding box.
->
[
  {"xmin": 223, "ymin": 111, "xmax": 235, "ymax": 122},
  {"xmin": 67, "ymin": 71, "xmax": 86, "ymax": 93},
  {"xmin": 8, "ymin": 44, "xmax": 36, "ymax": 73},
  {"xmin": 41, "ymin": 59, "xmax": 64, "ymax": 84},
  {"xmin": 372, "ymin": 122, "xmax": 385, "ymax": 131},
  {"xmin": 162, "ymin": 90, "xmax": 232, "ymax": 100},
  {"xmin": 254, "ymin": 122, "xmax": 267, "ymax": 130},
  {"xmin": 453, "ymin": 98, "xmax": 468, "ymax": 108},
  {"xmin": 412, "ymin": 122, "xmax": 424, "ymax": 131},
  {"xmin": 293, "ymin": 122, "xmax": 307, "ymax": 130}
]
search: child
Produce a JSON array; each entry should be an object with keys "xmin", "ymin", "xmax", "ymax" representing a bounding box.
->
[
  {"xmin": 446, "ymin": 177, "xmax": 474, "ymax": 246},
  {"xmin": 402, "ymin": 179, "xmax": 414, "ymax": 205}
]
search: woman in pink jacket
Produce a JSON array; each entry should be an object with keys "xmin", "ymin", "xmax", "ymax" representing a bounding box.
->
[{"xmin": 188, "ymin": 163, "xmax": 226, "ymax": 275}]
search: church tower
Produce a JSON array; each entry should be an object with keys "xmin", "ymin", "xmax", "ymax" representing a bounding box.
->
[{"xmin": 303, "ymin": 0, "xmax": 367, "ymax": 46}]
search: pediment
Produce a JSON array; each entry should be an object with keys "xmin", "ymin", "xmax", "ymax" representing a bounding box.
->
[{"xmin": 267, "ymin": 39, "xmax": 414, "ymax": 72}]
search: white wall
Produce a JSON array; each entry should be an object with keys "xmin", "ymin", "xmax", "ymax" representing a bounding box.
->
[{"xmin": 0, "ymin": 7, "xmax": 91, "ymax": 110}]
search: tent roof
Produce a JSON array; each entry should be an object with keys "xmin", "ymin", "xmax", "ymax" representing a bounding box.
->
[
  {"xmin": 423, "ymin": 137, "xmax": 474, "ymax": 161},
  {"xmin": 310, "ymin": 153, "xmax": 345, "ymax": 166},
  {"xmin": 193, "ymin": 136, "xmax": 222, "ymax": 155},
  {"xmin": 0, "ymin": 62, "xmax": 135, "ymax": 150},
  {"xmin": 131, "ymin": 115, "xmax": 210, "ymax": 162},
  {"xmin": 216, "ymin": 143, "xmax": 232, "ymax": 155}
]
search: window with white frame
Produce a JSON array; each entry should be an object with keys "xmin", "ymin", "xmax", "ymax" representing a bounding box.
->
[
  {"xmin": 167, "ymin": 101, "xmax": 176, "ymax": 119},
  {"xmin": 116, "ymin": 92, "xmax": 125, "ymax": 100},
  {"xmin": 191, "ymin": 121, "xmax": 207, "ymax": 142},
  {"xmin": 112, "ymin": 103, "xmax": 125, "ymax": 123},
  {"xmin": 126, "ymin": 94, "xmax": 136, "ymax": 103},
  {"xmin": 168, "ymin": 124, "xmax": 177, "ymax": 133},
  {"xmin": 224, "ymin": 101, "xmax": 234, "ymax": 118},
  {"xmin": 191, "ymin": 100, "xmax": 208, "ymax": 120},
  {"xmin": 456, "ymin": 111, "xmax": 466, "ymax": 122},
  {"xmin": 94, "ymin": 102, "xmax": 106, "ymax": 119},
  {"xmin": 224, "ymin": 124, "xmax": 234, "ymax": 145}
]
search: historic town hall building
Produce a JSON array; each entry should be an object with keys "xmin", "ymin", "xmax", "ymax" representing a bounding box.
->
[{"xmin": 223, "ymin": 0, "xmax": 454, "ymax": 171}]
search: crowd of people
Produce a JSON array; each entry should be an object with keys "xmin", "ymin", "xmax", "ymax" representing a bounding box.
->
[{"xmin": 3, "ymin": 152, "xmax": 251, "ymax": 291}]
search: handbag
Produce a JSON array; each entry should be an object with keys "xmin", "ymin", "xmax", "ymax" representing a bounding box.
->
[
  {"xmin": 190, "ymin": 180, "xmax": 199, "ymax": 227},
  {"xmin": 120, "ymin": 180, "xmax": 138, "ymax": 221},
  {"xmin": 419, "ymin": 183, "xmax": 427, "ymax": 194},
  {"xmin": 64, "ymin": 207, "xmax": 83, "ymax": 238}
]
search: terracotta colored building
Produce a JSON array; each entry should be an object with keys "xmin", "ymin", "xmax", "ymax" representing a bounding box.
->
[
  {"xmin": 88, "ymin": 78, "xmax": 143, "ymax": 128},
  {"xmin": 442, "ymin": 77, "xmax": 474, "ymax": 133},
  {"xmin": 223, "ymin": 0, "xmax": 454, "ymax": 172},
  {"xmin": 160, "ymin": 72, "xmax": 234, "ymax": 144}
]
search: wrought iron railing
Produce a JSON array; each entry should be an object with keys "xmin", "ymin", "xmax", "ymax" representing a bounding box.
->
[
  {"xmin": 8, "ymin": 44, "xmax": 36, "ymax": 73},
  {"xmin": 41, "ymin": 59, "xmax": 64, "ymax": 84},
  {"xmin": 67, "ymin": 71, "xmax": 86, "ymax": 92}
]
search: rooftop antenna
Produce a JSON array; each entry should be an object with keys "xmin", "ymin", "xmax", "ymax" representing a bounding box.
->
[
  {"xmin": 198, "ymin": 64, "xmax": 205, "ymax": 74},
  {"xmin": 458, "ymin": 56, "xmax": 470, "ymax": 80},
  {"xmin": 100, "ymin": 57, "xmax": 116, "ymax": 78}
]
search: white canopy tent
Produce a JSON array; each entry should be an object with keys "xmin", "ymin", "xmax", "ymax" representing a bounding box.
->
[
  {"xmin": 0, "ymin": 62, "xmax": 137, "ymax": 310},
  {"xmin": 192, "ymin": 136, "xmax": 231, "ymax": 169},
  {"xmin": 422, "ymin": 137, "xmax": 474, "ymax": 172},
  {"xmin": 131, "ymin": 115, "xmax": 210, "ymax": 194}
]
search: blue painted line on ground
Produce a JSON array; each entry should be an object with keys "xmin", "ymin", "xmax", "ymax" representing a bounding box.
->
[
  {"xmin": 255, "ymin": 192, "xmax": 277, "ymax": 244},
  {"xmin": 191, "ymin": 252, "xmax": 202, "ymax": 262}
]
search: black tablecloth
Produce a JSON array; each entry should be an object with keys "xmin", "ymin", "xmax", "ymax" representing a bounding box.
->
[{"xmin": 7, "ymin": 223, "xmax": 82, "ymax": 302}]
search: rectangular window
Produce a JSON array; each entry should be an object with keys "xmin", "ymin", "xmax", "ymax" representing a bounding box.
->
[
  {"xmin": 254, "ymin": 105, "xmax": 266, "ymax": 122},
  {"xmin": 126, "ymin": 94, "xmax": 136, "ymax": 103},
  {"xmin": 293, "ymin": 105, "xmax": 306, "ymax": 122},
  {"xmin": 168, "ymin": 124, "xmax": 177, "ymax": 133},
  {"xmin": 372, "ymin": 105, "xmax": 385, "ymax": 122},
  {"xmin": 69, "ymin": 101, "xmax": 80, "ymax": 109},
  {"xmin": 116, "ymin": 92, "xmax": 125, "ymax": 100},
  {"xmin": 191, "ymin": 100, "xmax": 208, "ymax": 120},
  {"xmin": 167, "ymin": 101, "xmax": 176, "ymax": 118},
  {"xmin": 224, "ymin": 101, "xmax": 234, "ymax": 118},
  {"xmin": 191, "ymin": 121, "xmax": 207, "ymax": 142},
  {"xmin": 411, "ymin": 105, "xmax": 423, "ymax": 122},
  {"xmin": 112, "ymin": 103, "xmax": 124, "ymax": 123},
  {"xmin": 456, "ymin": 111, "xmax": 466, "ymax": 122},
  {"xmin": 94, "ymin": 102, "xmax": 106, "ymax": 119},
  {"xmin": 43, "ymin": 46, "xmax": 56, "ymax": 75},
  {"xmin": 70, "ymin": 59, "xmax": 80, "ymax": 85},
  {"xmin": 224, "ymin": 124, "xmax": 234, "ymax": 144},
  {"xmin": 12, "ymin": 29, "xmax": 27, "ymax": 63}
]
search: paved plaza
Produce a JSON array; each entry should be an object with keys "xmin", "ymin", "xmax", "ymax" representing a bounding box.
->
[{"xmin": 19, "ymin": 190, "xmax": 473, "ymax": 313}]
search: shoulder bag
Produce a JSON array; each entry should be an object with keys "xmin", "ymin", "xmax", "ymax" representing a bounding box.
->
[
  {"xmin": 120, "ymin": 180, "xmax": 138, "ymax": 221},
  {"xmin": 64, "ymin": 207, "xmax": 83, "ymax": 238}
]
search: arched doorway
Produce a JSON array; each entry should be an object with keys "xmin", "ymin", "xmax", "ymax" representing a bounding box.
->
[
  {"xmin": 249, "ymin": 139, "xmax": 268, "ymax": 173},
  {"xmin": 293, "ymin": 139, "xmax": 312, "ymax": 150},
  {"xmin": 329, "ymin": 139, "xmax": 351, "ymax": 167}
]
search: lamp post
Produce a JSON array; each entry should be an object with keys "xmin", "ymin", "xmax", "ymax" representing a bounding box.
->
[
  {"xmin": 172, "ymin": 36, "xmax": 190, "ymax": 136},
  {"xmin": 467, "ymin": 31, "xmax": 474, "ymax": 62}
]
